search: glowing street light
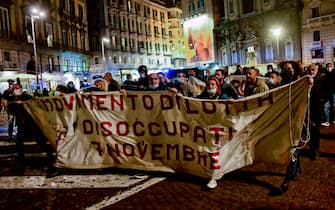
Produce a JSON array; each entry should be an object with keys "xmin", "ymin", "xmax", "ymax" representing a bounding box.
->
[
  {"xmin": 101, "ymin": 37, "xmax": 109, "ymax": 72},
  {"xmin": 30, "ymin": 6, "xmax": 45, "ymax": 87},
  {"xmin": 271, "ymin": 27, "xmax": 281, "ymax": 62},
  {"xmin": 101, "ymin": 37, "xmax": 110, "ymax": 61}
]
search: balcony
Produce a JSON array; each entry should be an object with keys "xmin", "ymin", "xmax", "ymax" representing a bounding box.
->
[{"xmin": 304, "ymin": 13, "xmax": 335, "ymax": 28}]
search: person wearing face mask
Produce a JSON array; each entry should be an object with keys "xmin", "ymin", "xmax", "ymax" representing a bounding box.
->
[
  {"xmin": 197, "ymin": 76, "xmax": 226, "ymax": 99},
  {"xmin": 266, "ymin": 71, "xmax": 281, "ymax": 89},
  {"xmin": 137, "ymin": 65, "xmax": 149, "ymax": 90},
  {"xmin": 7, "ymin": 83, "xmax": 59, "ymax": 176},
  {"xmin": 144, "ymin": 73, "xmax": 168, "ymax": 91}
]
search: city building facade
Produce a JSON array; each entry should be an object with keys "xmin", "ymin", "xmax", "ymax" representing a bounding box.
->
[
  {"xmin": 88, "ymin": 0, "xmax": 182, "ymax": 81},
  {"xmin": 214, "ymin": 0, "xmax": 302, "ymax": 71},
  {"xmin": 301, "ymin": 0, "xmax": 335, "ymax": 65},
  {"xmin": 0, "ymin": 0, "xmax": 90, "ymax": 92}
]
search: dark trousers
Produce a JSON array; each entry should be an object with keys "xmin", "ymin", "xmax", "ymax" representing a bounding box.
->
[
  {"xmin": 15, "ymin": 123, "xmax": 55, "ymax": 168},
  {"xmin": 308, "ymin": 123, "xmax": 320, "ymax": 152}
]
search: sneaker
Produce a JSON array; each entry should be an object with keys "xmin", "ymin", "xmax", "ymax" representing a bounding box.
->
[
  {"xmin": 321, "ymin": 122, "xmax": 330, "ymax": 127},
  {"xmin": 134, "ymin": 172, "xmax": 146, "ymax": 179},
  {"xmin": 206, "ymin": 179, "xmax": 217, "ymax": 189}
]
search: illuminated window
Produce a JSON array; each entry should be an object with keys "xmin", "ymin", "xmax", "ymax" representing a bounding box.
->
[
  {"xmin": 74, "ymin": 60, "xmax": 79, "ymax": 72},
  {"xmin": 45, "ymin": 23, "xmax": 53, "ymax": 47},
  {"xmin": 64, "ymin": 58, "xmax": 69, "ymax": 72}
]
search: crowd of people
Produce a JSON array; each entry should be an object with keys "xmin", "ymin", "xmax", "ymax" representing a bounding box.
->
[{"xmin": 0, "ymin": 60, "xmax": 334, "ymax": 190}]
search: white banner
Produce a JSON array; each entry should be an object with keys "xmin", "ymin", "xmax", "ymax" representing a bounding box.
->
[{"xmin": 24, "ymin": 77, "xmax": 310, "ymax": 180}]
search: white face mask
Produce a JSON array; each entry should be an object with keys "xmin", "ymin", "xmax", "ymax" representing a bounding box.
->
[
  {"xmin": 268, "ymin": 78, "xmax": 275, "ymax": 85},
  {"xmin": 311, "ymin": 74, "xmax": 316, "ymax": 78},
  {"xmin": 207, "ymin": 88, "xmax": 217, "ymax": 95},
  {"xmin": 327, "ymin": 67, "xmax": 332, "ymax": 72},
  {"xmin": 140, "ymin": 73, "xmax": 146, "ymax": 78},
  {"xmin": 13, "ymin": 89, "xmax": 22, "ymax": 96},
  {"xmin": 54, "ymin": 91, "xmax": 61, "ymax": 96},
  {"xmin": 148, "ymin": 84, "xmax": 159, "ymax": 90}
]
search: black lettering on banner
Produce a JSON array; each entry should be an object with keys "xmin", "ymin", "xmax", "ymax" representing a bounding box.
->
[
  {"xmin": 133, "ymin": 121, "xmax": 145, "ymax": 136},
  {"xmin": 160, "ymin": 94, "xmax": 174, "ymax": 110},
  {"xmin": 167, "ymin": 144, "xmax": 179, "ymax": 160},
  {"xmin": 116, "ymin": 121, "xmax": 129, "ymax": 136},
  {"xmin": 163, "ymin": 121, "xmax": 177, "ymax": 136},
  {"xmin": 201, "ymin": 101, "xmax": 216, "ymax": 114},
  {"xmin": 40, "ymin": 99, "xmax": 53, "ymax": 111},
  {"xmin": 152, "ymin": 144, "xmax": 163, "ymax": 160},
  {"xmin": 52, "ymin": 98, "xmax": 64, "ymax": 111},
  {"xmin": 143, "ymin": 95, "xmax": 154, "ymax": 110}
]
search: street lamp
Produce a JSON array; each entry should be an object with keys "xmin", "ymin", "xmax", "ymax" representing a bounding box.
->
[
  {"xmin": 271, "ymin": 27, "xmax": 281, "ymax": 62},
  {"xmin": 101, "ymin": 37, "xmax": 110, "ymax": 72},
  {"xmin": 30, "ymin": 7, "xmax": 45, "ymax": 87}
]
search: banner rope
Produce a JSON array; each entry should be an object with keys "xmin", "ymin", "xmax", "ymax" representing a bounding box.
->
[{"xmin": 288, "ymin": 79, "xmax": 312, "ymax": 149}]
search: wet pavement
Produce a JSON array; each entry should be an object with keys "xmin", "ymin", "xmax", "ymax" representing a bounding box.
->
[{"xmin": 0, "ymin": 125, "xmax": 334, "ymax": 210}]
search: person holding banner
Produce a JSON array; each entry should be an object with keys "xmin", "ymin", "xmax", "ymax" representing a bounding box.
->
[
  {"xmin": 278, "ymin": 61, "xmax": 314, "ymax": 193},
  {"xmin": 244, "ymin": 67, "xmax": 269, "ymax": 97},
  {"xmin": 8, "ymin": 83, "xmax": 58, "ymax": 177},
  {"xmin": 197, "ymin": 76, "xmax": 229, "ymax": 100},
  {"xmin": 214, "ymin": 69, "xmax": 239, "ymax": 99},
  {"xmin": 144, "ymin": 73, "xmax": 169, "ymax": 91}
]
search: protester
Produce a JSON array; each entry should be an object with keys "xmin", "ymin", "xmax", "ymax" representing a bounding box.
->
[
  {"xmin": 197, "ymin": 76, "xmax": 227, "ymax": 100},
  {"xmin": 7, "ymin": 83, "xmax": 58, "ymax": 176},
  {"xmin": 103, "ymin": 72, "xmax": 121, "ymax": 91},
  {"xmin": 144, "ymin": 73, "xmax": 169, "ymax": 91},
  {"xmin": 66, "ymin": 81, "xmax": 78, "ymax": 93},
  {"xmin": 137, "ymin": 65, "xmax": 149, "ymax": 90},
  {"xmin": 306, "ymin": 64, "xmax": 323, "ymax": 159},
  {"xmin": 186, "ymin": 69, "xmax": 206, "ymax": 97},
  {"xmin": 2, "ymin": 79, "xmax": 15, "ymax": 141},
  {"xmin": 266, "ymin": 71, "xmax": 281, "ymax": 89},
  {"xmin": 83, "ymin": 79, "xmax": 106, "ymax": 92},
  {"xmin": 244, "ymin": 67, "xmax": 269, "ymax": 97},
  {"xmin": 278, "ymin": 60, "xmax": 313, "ymax": 193},
  {"xmin": 214, "ymin": 69, "xmax": 239, "ymax": 99}
]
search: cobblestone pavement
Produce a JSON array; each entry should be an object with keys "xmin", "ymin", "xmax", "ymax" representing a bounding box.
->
[{"xmin": 0, "ymin": 125, "xmax": 334, "ymax": 210}]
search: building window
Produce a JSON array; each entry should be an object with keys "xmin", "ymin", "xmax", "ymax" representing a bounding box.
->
[
  {"xmin": 311, "ymin": 48, "xmax": 324, "ymax": 59},
  {"xmin": 78, "ymin": 5, "xmax": 84, "ymax": 18},
  {"xmin": 80, "ymin": 33, "xmax": 85, "ymax": 50},
  {"xmin": 64, "ymin": 58, "xmax": 69, "ymax": 72},
  {"xmin": 312, "ymin": 7, "xmax": 319, "ymax": 18},
  {"xmin": 198, "ymin": 0, "xmax": 204, "ymax": 11},
  {"xmin": 285, "ymin": 41, "xmax": 293, "ymax": 60},
  {"xmin": 313, "ymin": 30, "xmax": 320, "ymax": 41},
  {"xmin": 4, "ymin": 51, "xmax": 10, "ymax": 61},
  {"xmin": 74, "ymin": 60, "xmax": 79, "ymax": 72},
  {"xmin": 70, "ymin": 0, "xmax": 75, "ymax": 17},
  {"xmin": 189, "ymin": 1, "xmax": 195, "ymax": 15},
  {"xmin": 62, "ymin": 30, "xmax": 68, "ymax": 48},
  {"xmin": 242, "ymin": 0, "xmax": 254, "ymax": 14},
  {"xmin": 45, "ymin": 23, "xmax": 53, "ymax": 47},
  {"xmin": 265, "ymin": 44, "xmax": 273, "ymax": 60},
  {"xmin": 0, "ymin": 7, "xmax": 10, "ymax": 37}
]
